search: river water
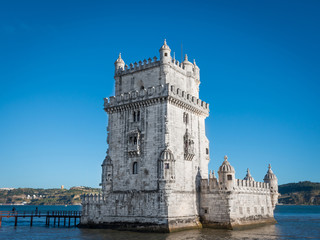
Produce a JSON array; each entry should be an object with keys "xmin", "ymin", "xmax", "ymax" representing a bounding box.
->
[{"xmin": 0, "ymin": 205, "xmax": 319, "ymax": 239}]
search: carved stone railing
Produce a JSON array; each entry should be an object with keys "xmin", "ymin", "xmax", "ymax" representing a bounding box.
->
[{"xmin": 104, "ymin": 84, "xmax": 209, "ymax": 116}]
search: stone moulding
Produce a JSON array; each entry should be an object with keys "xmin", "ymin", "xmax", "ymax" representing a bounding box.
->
[{"xmin": 104, "ymin": 83, "xmax": 209, "ymax": 116}]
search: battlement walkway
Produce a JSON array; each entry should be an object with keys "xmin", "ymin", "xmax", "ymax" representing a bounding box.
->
[{"xmin": 0, "ymin": 210, "xmax": 81, "ymax": 227}]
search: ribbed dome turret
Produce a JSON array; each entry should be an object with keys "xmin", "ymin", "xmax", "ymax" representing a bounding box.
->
[
  {"xmin": 218, "ymin": 155, "xmax": 235, "ymax": 173},
  {"xmin": 114, "ymin": 53, "xmax": 124, "ymax": 65},
  {"xmin": 264, "ymin": 164, "xmax": 277, "ymax": 181},
  {"xmin": 159, "ymin": 39, "xmax": 171, "ymax": 51},
  {"xmin": 159, "ymin": 148, "xmax": 174, "ymax": 161},
  {"xmin": 114, "ymin": 53, "xmax": 125, "ymax": 72},
  {"xmin": 102, "ymin": 155, "xmax": 112, "ymax": 166},
  {"xmin": 244, "ymin": 168, "xmax": 254, "ymax": 181},
  {"xmin": 183, "ymin": 54, "xmax": 192, "ymax": 65}
]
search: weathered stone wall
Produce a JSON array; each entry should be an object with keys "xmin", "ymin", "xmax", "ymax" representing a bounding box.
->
[
  {"xmin": 115, "ymin": 63, "xmax": 162, "ymax": 95},
  {"xmin": 200, "ymin": 178, "xmax": 276, "ymax": 229},
  {"xmin": 107, "ymin": 100, "xmax": 166, "ymax": 192},
  {"xmin": 81, "ymin": 191, "xmax": 202, "ymax": 232}
]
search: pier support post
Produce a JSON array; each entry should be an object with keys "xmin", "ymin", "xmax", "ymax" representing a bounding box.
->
[
  {"xmin": 14, "ymin": 216, "xmax": 18, "ymax": 226},
  {"xmin": 30, "ymin": 216, "xmax": 33, "ymax": 226}
]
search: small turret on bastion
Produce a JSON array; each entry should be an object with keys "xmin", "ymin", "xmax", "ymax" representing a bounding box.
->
[{"xmin": 80, "ymin": 40, "xmax": 279, "ymax": 232}]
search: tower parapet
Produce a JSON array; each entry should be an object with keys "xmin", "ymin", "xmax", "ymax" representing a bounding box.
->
[
  {"xmin": 114, "ymin": 40, "xmax": 200, "ymax": 93},
  {"xmin": 103, "ymin": 83, "xmax": 209, "ymax": 116}
]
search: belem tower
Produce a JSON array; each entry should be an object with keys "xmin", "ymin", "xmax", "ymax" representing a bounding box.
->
[{"xmin": 81, "ymin": 40, "xmax": 279, "ymax": 232}]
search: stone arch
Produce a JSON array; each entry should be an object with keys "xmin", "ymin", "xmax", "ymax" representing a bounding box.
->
[{"xmin": 158, "ymin": 148, "xmax": 175, "ymax": 181}]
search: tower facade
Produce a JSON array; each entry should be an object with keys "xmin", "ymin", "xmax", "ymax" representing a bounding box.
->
[
  {"xmin": 81, "ymin": 41, "xmax": 278, "ymax": 232},
  {"xmin": 81, "ymin": 40, "xmax": 209, "ymax": 231}
]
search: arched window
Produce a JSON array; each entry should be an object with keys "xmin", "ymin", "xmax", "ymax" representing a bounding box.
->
[{"xmin": 133, "ymin": 162, "xmax": 138, "ymax": 174}]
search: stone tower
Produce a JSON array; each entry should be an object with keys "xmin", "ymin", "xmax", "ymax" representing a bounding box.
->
[
  {"xmin": 81, "ymin": 40, "xmax": 210, "ymax": 232},
  {"xmin": 81, "ymin": 40, "xmax": 278, "ymax": 232}
]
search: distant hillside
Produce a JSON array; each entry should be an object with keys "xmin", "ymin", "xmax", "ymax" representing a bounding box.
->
[
  {"xmin": 1, "ymin": 182, "xmax": 319, "ymax": 205},
  {"xmin": 278, "ymin": 181, "xmax": 320, "ymax": 205},
  {"xmin": 0, "ymin": 187, "xmax": 100, "ymax": 205}
]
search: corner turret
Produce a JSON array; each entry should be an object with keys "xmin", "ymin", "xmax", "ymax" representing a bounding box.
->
[
  {"xmin": 264, "ymin": 164, "xmax": 278, "ymax": 208},
  {"xmin": 114, "ymin": 53, "xmax": 125, "ymax": 73},
  {"xmin": 183, "ymin": 54, "xmax": 193, "ymax": 72},
  {"xmin": 218, "ymin": 155, "xmax": 235, "ymax": 191},
  {"xmin": 101, "ymin": 155, "xmax": 113, "ymax": 194},
  {"xmin": 159, "ymin": 39, "xmax": 171, "ymax": 64}
]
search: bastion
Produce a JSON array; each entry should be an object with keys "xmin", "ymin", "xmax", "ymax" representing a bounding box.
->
[{"xmin": 80, "ymin": 40, "xmax": 278, "ymax": 232}]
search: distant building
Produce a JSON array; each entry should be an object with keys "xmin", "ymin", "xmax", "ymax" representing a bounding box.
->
[
  {"xmin": 70, "ymin": 186, "xmax": 86, "ymax": 190},
  {"xmin": 61, "ymin": 185, "xmax": 64, "ymax": 190},
  {"xmin": 81, "ymin": 40, "xmax": 278, "ymax": 232},
  {"xmin": 0, "ymin": 188, "xmax": 15, "ymax": 191}
]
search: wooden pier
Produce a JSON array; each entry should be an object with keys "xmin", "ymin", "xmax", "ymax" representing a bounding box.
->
[{"xmin": 0, "ymin": 210, "xmax": 81, "ymax": 227}]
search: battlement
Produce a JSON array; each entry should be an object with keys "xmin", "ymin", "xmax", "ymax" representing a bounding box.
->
[
  {"xmin": 114, "ymin": 56, "xmax": 199, "ymax": 78},
  {"xmin": 104, "ymin": 84, "xmax": 168, "ymax": 108},
  {"xmin": 236, "ymin": 179, "xmax": 270, "ymax": 189},
  {"xmin": 104, "ymin": 83, "xmax": 209, "ymax": 115},
  {"xmin": 82, "ymin": 194, "xmax": 104, "ymax": 204},
  {"xmin": 115, "ymin": 56, "xmax": 160, "ymax": 76},
  {"xmin": 168, "ymin": 84, "xmax": 209, "ymax": 111},
  {"xmin": 201, "ymin": 177, "xmax": 271, "ymax": 193}
]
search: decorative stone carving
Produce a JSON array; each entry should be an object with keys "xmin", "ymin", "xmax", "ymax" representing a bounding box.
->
[
  {"xmin": 127, "ymin": 129, "xmax": 140, "ymax": 156},
  {"xmin": 158, "ymin": 148, "xmax": 175, "ymax": 183},
  {"xmin": 184, "ymin": 129, "xmax": 194, "ymax": 161}
]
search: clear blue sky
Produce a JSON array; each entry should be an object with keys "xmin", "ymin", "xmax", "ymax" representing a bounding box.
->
[{"xmin": 0, "ymin": 0, "xmax": 319, "ymax": 188}]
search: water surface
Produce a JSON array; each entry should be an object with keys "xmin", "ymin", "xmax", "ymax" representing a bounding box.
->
[{"xmin": 0, "ymin": 205, "xmax": 319, "ymax": 239}]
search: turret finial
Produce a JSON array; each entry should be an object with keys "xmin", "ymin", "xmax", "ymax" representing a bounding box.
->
[
  {"xmin": 164, "ymin": 39, "xmax": 167, "ymax": 45},
  {"xmin": 184, "ymin": 54, "xmax": 188, "ymax": 61},
  {"xmin": 268, "ymin": 164, "xmax": 271, "ymax": 170},
  {"xmin": 224, "ymin": 155, "xmax": 228, "ymax": 161},
  {"xmin": 244, "ymin": 168, "xmax": 254, "ymax": 181}
]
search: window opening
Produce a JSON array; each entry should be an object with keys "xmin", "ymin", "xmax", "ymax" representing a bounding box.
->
[
  {"xmin": 137, "ymin": 111, "xmax": 140, "ymax": 121},
  {"xmin": 133, "ymin": 162, "xmax": 138, "ymax": 174}
]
